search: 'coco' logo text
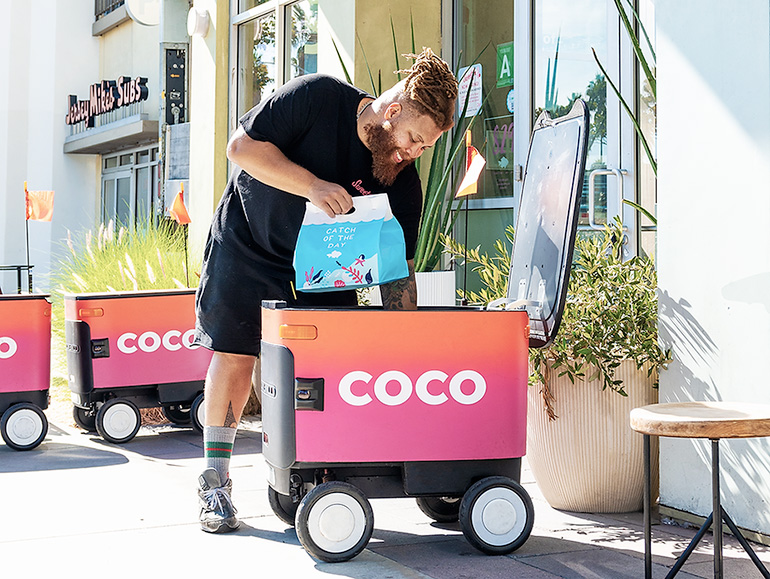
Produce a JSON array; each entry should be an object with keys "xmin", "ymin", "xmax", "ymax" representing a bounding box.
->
[
  {"xmin": 117, "ymin": 329, "xmax": 198, "ymax": 354},
  {"xmin": 339, "ymin": 370, "xmax": 486, "ymax": 407}
]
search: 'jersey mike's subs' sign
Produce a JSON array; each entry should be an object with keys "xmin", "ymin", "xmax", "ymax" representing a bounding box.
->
[{"xmin": 65, "ymin": 76, "xmax": 149, "ymax": 127}]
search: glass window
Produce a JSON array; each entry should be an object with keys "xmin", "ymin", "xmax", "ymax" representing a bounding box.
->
[
  {"xmin": 237, "ymin": 13, "xmax": 277, "ymax": 117},
  {"xmin": 136, "ymin": 166, "xmax": 151, "ymax": 222},
  {"xmin": 116, "ymin": 176, "xmax": 131, "ymax": 226},
  {"xmin": 104, "ymin": 156, "xmax": 118, "ymax": 170},
  {"xmin": 101, "ymin": 146, "xmax": 160, "ymax": 228},
  {"xmin": 456, "ymin": 0, "xmax": 515, "ymax": 200},
  {"xmin": 535, "ymin": 0, "xmax": 608, "ymax": 226},
  {"xmin": 638, "ymin": 0, "xmax": 656, "ymax": 258},
  {"xmin": 239, "ymin": 0, "xmax": 270, "ymax": 11},
  {"xmin": 290, "ymin": 1, "xmax": 318, "ymax": 80},
  {"xmin": 102, "ymin": 178, "xmax": 116, "ymax": 224}
]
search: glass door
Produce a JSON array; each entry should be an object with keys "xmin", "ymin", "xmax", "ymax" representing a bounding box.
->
[
  {"xmin": 533, "ymin": 0, "xmax": 643, "ymax": 256},
  {"xmin": 451, "ymin": 0, "xmax": 518, "ymax": 283}
]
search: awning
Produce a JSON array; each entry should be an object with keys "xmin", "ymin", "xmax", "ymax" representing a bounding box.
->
[{"xmin": 64, "ymin": 114, "xmax": 159, "ymax": 155}]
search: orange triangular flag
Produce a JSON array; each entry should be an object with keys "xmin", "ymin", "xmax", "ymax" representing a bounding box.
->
[
  {"xmin": 25, "ymin": 182, "xmax": 55, "ymax": 221},
  {"xmin": 169, "ymin": 190, "xmax": 191, "ymax": 224},
  {"xmin": 456, "ymin": 131, "xmax": 486, "ymax": 198}
]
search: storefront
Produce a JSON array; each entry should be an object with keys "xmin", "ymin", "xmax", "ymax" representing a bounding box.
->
[{"xmin": 63, "ymin": 74, "xmax": 161, "ymax": 227}]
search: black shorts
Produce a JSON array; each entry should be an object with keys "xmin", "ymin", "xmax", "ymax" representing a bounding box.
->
[{"xmin": 193, "ymin": 239, "xmax": 357, "ymax": 356}]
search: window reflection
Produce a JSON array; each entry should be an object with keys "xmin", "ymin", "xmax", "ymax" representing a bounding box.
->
[
  {"xmin": 239, "ymin": 0, "xmax": 270, "ymax": 12},
  {"xmin": 238, "ymin": 13, "xmax": 277, "ymax": 117},
  {"xmin": 456, "ymin": 0, "xmax": 515, "ymax": 199},
  {"xmin": 290, "ymin": 0, "xmax": 318, "ymax": 80},
  {"xmin": 535, "ymin": 0, "xmax": 608, "ymax": 225},
  {"xmin": 638, "ymin": 0, "xmax": 656, "ymax": 258}
]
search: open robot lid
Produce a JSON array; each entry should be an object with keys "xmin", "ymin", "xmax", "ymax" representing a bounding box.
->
[{"xmin": 488, "ymin": 99, "xmax": 590, "ymax": 348}]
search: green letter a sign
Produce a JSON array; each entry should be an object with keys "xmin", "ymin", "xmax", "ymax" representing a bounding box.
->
[{"xmin": 497, "ymin": 42, "xmax": 514, "ymax": 88}]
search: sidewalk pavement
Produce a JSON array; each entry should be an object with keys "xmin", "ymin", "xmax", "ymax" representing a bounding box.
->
[{"xmin": 2, "ymin": 416, "xmax": 769, "ymax": 578}]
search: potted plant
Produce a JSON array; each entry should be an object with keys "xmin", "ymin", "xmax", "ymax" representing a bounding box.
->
[{"xmin": 443, "ymin": 218, "xmax": 671, "ymax": 512}]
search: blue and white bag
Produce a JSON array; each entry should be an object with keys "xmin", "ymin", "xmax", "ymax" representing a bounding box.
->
[{"xmin": 293, "ymin": 193, "xmax": 409, "ymax": 292}]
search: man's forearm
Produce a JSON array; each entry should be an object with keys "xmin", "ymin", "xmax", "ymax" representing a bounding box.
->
[
  {"xmin": 227, "ymin": 129, "xmax": 315, "ymax": 196},
  {"xmin": 227, "ymin": 127, "xmax": 352, "ymax": 218},
  {"xmin": 380, "ymin": 261, "xmax": 417, "ymax": 310}
]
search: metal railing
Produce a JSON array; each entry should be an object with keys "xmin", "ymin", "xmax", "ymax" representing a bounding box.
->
[
  {"xmin": 95, "ymin": 0, "xmax": 125, "ymax": 20},
  {"xmin": 0, "ymin": 265, "xmax": 33, "ymax": 294}
]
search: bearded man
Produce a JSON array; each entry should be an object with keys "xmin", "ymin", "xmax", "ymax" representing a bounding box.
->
[{"xmin": 192, "ymin": 47, "xmax": 458, "ymax": 533}]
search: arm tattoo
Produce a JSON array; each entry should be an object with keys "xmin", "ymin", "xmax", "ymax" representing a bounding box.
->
[
  {"xmin": 380, "ymin": 261, "xmax": 417, "ymax": 310},
  {"xmin": 224, "ymin": 402, "xmax": 237, "ymax": 428}
]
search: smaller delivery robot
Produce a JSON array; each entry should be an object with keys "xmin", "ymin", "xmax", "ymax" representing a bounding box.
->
[
  {"xmin": 65, "ymin": 288, "xmax": 212, "ymax": 443},
  {"xmin": 0, "ymin": 294, "xmax": 51, "ymax": 451}
]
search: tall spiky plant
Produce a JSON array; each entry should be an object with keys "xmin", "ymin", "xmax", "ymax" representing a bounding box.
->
[
  {"xmin": 593, "ymin": 0, "xmax": 656, "ymax": 178},
  {"xmin": 333, "ymin": 15, "xmax": 488, "ymax": 272}
]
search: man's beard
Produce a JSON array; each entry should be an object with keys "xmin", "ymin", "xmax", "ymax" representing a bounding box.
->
[{"xmin": 364, "ymin": 122, "xmax": 412, "ymax": 187}]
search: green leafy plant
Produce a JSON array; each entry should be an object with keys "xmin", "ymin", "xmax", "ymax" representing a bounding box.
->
[{"xmin": 442, "ymin": 218, "xmax": 671, "ymax": 419}]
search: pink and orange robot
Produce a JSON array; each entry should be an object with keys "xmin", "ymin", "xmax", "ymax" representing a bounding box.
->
[
  {"xmin": 0, "ymin": 294, "xmax": 51, "ymax": 450},
  {"xmin": 65, "ymin": 288, "xmax": 212, "ymax": 443},
  {"xmin": 260, "ymin": 101, "xmax": 590, "ymax": 561}
]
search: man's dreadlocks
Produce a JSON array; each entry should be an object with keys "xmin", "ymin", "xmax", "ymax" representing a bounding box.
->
[{"xmin": 398, "ymin": 47, "xmax": 458, "ymax": 131}]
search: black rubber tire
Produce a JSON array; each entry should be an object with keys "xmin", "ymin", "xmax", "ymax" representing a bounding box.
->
[
  {"xmin": 268, "ymin": 486, "xmax": 299, "ymax": 526},
  {"xmin": 190, "ymin": 392, "xmax": 205, "ymax": 433},
  {"xmin": 72, "ymin": 405, "xmax": 97, "ymax": 431},
  {"xmin": 416, "ymin": 496, "xmax": 461, "ymax": 523},
  {"xmin": 162, "ymin": 404, "xmax": 192, "ymax": 425},
  {"xmin": 459, "ymin": 476, "xmax": 534, "ymax": 555},
  {"xmin": 1, "ymin": 403, "xmax": 48, "ymax": 451},
  {"xmin": 95, "ymin": 399, "xmax": 141, "ymax": 444},
  {"xmin": 295, "ymin": 481, "xmax": 374, "ymax": 563}
]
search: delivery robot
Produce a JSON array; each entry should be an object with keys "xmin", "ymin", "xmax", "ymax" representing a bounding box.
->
[
  {"xmin": 260, "ymin": 100, "xmax": 590, "ymax": 562},
  {"xmin": 65, "ymin": 288, "xmax": 212, "ymax": 443},
  {"xmin": 0, "ymin": 294, "xmax": 51, "ymax": 450}
]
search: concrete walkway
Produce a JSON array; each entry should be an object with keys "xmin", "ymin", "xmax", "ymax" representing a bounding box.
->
[{"xmin": 2, "ymin": 417, "xmax": 769, "ymax": 578}]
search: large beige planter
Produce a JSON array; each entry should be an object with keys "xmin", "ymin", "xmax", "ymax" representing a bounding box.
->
[{"xmin": 526, "ymin": 360, "xmax": 658, "ymax": 513}]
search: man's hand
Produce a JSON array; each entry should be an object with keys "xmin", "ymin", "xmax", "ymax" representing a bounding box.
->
[
  {"xmin": 306, "ymin": 178, "xmax": 354, "ymax": 218},
  {"xmin": 380, "ymin": 260, "xmax": 417, "ymax": 310}
]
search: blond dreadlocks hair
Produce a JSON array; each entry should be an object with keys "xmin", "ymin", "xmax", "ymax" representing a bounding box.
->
[{"xmin": 397, "ymin": 47, "xmax": 458, "ymax": 131}]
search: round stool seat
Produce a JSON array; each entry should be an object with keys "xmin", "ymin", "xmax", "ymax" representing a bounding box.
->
[{"xmin": 630, "ymin": 401, "xmax": 770, "ymax": 439}]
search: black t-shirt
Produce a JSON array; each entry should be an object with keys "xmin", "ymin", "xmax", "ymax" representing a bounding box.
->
[{"xmin": 209, "ymin": 74, "xmax": 423, "ymax": 279}]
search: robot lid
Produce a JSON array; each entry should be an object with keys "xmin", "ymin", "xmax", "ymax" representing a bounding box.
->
[{"xmin": 488, "ymin": 99, "xmax": 590, "ymax": 348}]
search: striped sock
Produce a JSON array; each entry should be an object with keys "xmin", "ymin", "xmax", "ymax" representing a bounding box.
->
[{"xmin": 204, "ymin": 426, "xmax": 237, "ymax": 484}]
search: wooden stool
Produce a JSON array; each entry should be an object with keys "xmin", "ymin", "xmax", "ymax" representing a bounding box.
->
[{"xmin": 630, "ymin": 402, "xmax": 770, "ymax": 578}]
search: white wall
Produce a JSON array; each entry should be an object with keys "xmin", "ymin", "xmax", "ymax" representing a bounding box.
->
[
  {"xmin": 657, "ymin": 0, "xmax": 770, "ymax": 534},
  {"xmin": 188, "ymin": 0, "xmax": 223, "ymax": 254},
  {"xmin": 0, "ymin": 0, "xmax": 100, "ymax": 293},
  {"xmin": 101, "ymin": 18, "xmax": 160, "ymax": 116}
]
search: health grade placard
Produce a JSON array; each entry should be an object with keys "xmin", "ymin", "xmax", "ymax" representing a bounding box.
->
[{"xmin": 293, "ymin": 193, "xmax": 408, "ymax": 292}]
